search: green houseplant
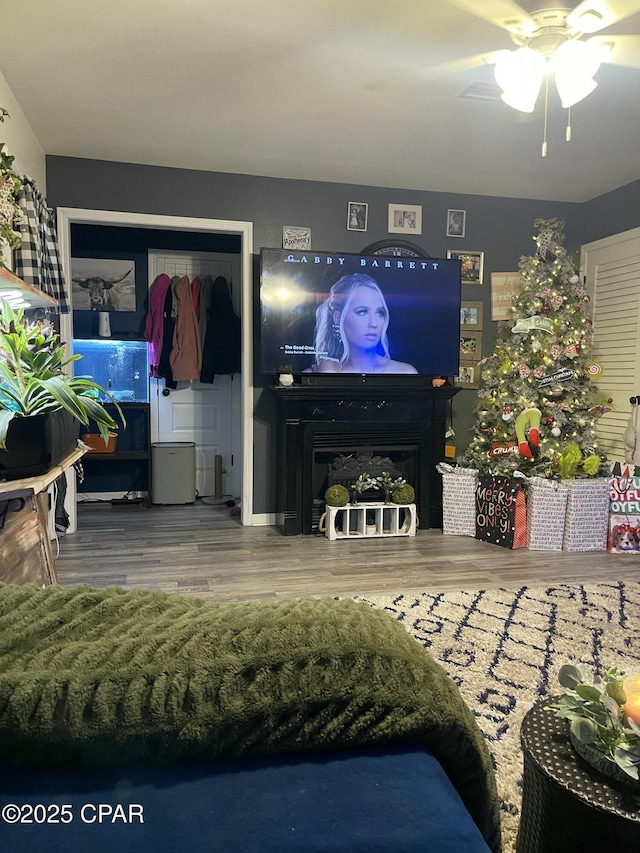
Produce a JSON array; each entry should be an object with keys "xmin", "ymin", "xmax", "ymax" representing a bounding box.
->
[
  {"xmin": 0, "ymin": 298, "xmax": 124, "ymax": 474},
  {"xmin": 547, "ymin": 663, "xmax": 640, "ymax": 781}
]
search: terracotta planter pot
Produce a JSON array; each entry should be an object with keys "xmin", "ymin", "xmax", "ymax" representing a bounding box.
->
[{"xmin": 0, "ymin": 410, "xmax": 80, "ymax": 480}]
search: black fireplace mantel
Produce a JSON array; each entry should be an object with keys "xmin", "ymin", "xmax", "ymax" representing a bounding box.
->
[{"xmin": 270, "ymin": 384, "xmax": 458, "ymax": 535}]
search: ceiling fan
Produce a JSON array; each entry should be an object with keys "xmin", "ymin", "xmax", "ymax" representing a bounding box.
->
[
  {"xmin": 444, "ymin": 1, "xmax": 640, "ymax": 154},
  {"xmin": 449, "ymin": 0, "xmax": 640, "ymax": 112}
]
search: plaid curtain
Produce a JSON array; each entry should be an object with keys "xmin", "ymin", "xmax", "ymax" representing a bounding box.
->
[{"xmin": 13, "ymin": 176, "xmax": 69, "ymax": 313}]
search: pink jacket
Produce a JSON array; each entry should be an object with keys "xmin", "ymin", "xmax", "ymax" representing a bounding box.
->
[{"xmin": 144, "ymin": 274, "xmax": 172, "ymax": 377}]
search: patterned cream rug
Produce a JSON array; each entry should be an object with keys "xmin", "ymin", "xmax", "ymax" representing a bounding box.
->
[{"xmin": 357, "ymin": 582, "xmax": 640, "ymax": 852}]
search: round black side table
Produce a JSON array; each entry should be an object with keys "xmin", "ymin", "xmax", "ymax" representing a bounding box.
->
[{"xmin": 517, "ymin": 700, "xmax": 640, "ymax": 852}]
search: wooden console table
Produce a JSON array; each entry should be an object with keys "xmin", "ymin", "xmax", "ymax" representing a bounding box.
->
[{"xmin": 0, "ymin": 446, "xmax": 85, "ymax": 586}]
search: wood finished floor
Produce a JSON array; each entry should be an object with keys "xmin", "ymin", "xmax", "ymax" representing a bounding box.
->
[{"xmin": 54, "ymin": 501, "xmax": 640, "ymax": 602}]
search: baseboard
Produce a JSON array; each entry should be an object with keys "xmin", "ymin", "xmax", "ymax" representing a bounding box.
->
[
  {"xmin": 251, "ymin": 512, "xmax": 276, "ymax": 526},
  {"xmin": 77, "ymin": 491, "xmax": 148, "ymax": 503}
]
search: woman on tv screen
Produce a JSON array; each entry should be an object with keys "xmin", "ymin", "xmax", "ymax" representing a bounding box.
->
[{"xmin": 304, "ymin": 273, "xmax": 418, "ymax": 374}]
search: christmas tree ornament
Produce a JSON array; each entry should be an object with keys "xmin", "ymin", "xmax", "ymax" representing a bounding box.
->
[
  {"xmin": 515, "ymin": 407, "xmax": 542, "ymax": 459},
  {"xmin": 585, "ymin": 361, "xmax": 603, "ymax": 379},
  {"xmin": 551, "ymin": 426, "xmax": 562, "ymax": 437},
  {"xmin": 532, "ymin": 339, "xmax": 541, "ymax": 352},
  {"xmin": 518, "ymin": 363, "xmax": 532, "ymax": 379},
  {"xmin": 502, "ymin": 405, "xmax": 512, "ymax": 422}
]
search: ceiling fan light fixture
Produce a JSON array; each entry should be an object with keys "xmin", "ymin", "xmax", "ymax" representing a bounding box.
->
[
  {"xmin": 551, "ymin": 39, "xmax": 602, "ymax": 107},
  {"xmin": 552, "ymin": 39, "xmax": 603, "ymax": 79},
  {"xmin": 494, "ymin": 47, "xmax": 546, "ymax": 112},
  {"xmin": 554, "ymin": 72, "xmax": 598, "ymax": 108}
]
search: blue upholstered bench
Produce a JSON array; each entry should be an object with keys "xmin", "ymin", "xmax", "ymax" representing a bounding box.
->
[{"xmin": 0, "ymin": 741, "xmax": 491, "ymax": 852}]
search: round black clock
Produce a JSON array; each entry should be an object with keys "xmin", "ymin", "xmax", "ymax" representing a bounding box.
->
[{"xmin": 362, "ymin": 239, "xmax": 430, "ymax": 259}]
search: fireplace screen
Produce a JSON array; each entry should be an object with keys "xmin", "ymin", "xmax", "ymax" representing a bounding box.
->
[{"xmin": 312, "ymin": 445, "xmax": 419, "ymax": 532}]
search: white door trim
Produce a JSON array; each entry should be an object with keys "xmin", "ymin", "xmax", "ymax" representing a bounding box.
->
[{"xmin": 56, "ymin": 207, "xmax": 254, "ymax": 530}]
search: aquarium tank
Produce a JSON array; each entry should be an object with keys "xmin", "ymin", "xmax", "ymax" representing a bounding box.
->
[{"xmin": 72, "ymin": 339, "xmax": 149, "ymax": 403}]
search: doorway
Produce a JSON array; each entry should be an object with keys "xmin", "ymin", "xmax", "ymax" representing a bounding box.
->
[
  {"xmin": 148, "ymin": 249, "xmax": 241, "ymax": 500},
  {"xmin": 57, "ymin": 208, "xmax": 254, "ymax": 531}
]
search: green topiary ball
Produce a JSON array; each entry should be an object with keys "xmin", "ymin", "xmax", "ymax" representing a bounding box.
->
[
  {"xmin": 324, "ymin": 484, "xmax": 350, "ymax": 507},
  {"xmin": 391, "ymin": 484, "xmax": 415, "ymax": 504}
]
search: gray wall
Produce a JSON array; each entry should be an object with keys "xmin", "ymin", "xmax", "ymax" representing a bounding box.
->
[
  {"xmin": 583, "ymin": 179, "xmax": 640, "ymax": 245},
  {"xmin": 47, "ymin": 155, "xmax": 620, "ymax": 515}
]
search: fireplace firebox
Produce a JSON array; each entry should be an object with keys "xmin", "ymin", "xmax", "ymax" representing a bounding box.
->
[{"xmin": 270, "ymin": 384, "xmax": 458, "ymax": 535}]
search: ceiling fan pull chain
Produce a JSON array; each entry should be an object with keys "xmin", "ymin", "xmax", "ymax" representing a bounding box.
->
[
  {"xmin": 566, "ymin": 107, "xmax": 572, "ymax": 143},
  {"xmin": 541, "ymin": 74, "xmax": 549, "ymax": 158}
]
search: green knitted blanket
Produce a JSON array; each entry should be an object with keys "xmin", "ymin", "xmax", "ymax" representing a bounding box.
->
[{"xmin": 0, "ymin": 583, "xmax": 500, "ymax": 851}]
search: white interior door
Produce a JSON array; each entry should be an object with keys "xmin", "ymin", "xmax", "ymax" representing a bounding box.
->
[
  {"xmin": 149, "ymin": 250, "xmax": 241, "ymax": 499},
  {"xmin": 582, "ymin": 227, "xmax": 640, "ymax": 466}
]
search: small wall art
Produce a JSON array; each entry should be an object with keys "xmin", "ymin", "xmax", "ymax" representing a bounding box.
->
[
  {"xmin": 447, "ymin": 249, "xmax": 483, "ymax": 285},
  {"xmin": 347, "ymin": 202, "xmax": 368, "ymax": 232},
  {"xmin": 455, "ymin": 361, "xmax": 480, "ymax": 389},
  {"xmin": 71, "ymin": 258, "xmax": 136, "ymax": 311},
  {"xmin": 388, "ymin": 203, "xmax": 422, "ymax": 235},
  {"xmin": 446, "ymin": 209, "xmax": 466, "ymax": 238},
  {"xmin": 460, "ymin": 301, "xmax": 483, "ymax": 330},
  {"xmin": 491, "ymin": 272, "xmax": 523, "ymax": 320},
  {"xmin": 459, "ymin": 330, "xmax": 482, "ymax": 361},
  {"xmin": 282, "ymin": 226, "xmax": 312, "ymax": 250}
]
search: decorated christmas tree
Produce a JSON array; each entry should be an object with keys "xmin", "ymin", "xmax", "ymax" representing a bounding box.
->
[{"xmin": 461, "ymin": 218, "xmax": 611, "ymax": 480}]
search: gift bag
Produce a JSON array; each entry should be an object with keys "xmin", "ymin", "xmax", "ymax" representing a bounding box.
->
[
  {"xmin": 475, "ymin": 474, "xmax": 527, "ymax": 549},
  {"xmin": 608, "ymin": 476, "xmax": 640, "ymax": 553},
  {"xmin": 436, "ymin": 463, "xmax": 478, "ymax": 536},
  {"xmin": 562, "ymin": 478, "xmax": 610, "ymax": 552},
  {"xmin": 526, "ymin": 477, "xmax": 568, "ymax": 551}
]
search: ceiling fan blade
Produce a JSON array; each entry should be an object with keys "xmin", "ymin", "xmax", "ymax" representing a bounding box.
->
[
  {"xmin": 445, "ymin": 0, "xmax": 538, "ymax": 36},
  {"xmin": 569, "ymin": 0, "xmax": 640, "ymax": 33},
  {"xmin": 364, "ymin": 51, "xmax": 504, "ymax": 94},
  {"xmin": 590, "ymin": 33, "xmax": 640, "ymax": 67}
]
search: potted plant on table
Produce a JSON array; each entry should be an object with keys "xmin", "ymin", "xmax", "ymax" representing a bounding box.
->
[
  {"xmin": 0, "ymin": 298, "xmax": 124, "ymax": 480},
  {"xmin": 546, "ymin": 663, "xmax": 640, "ymax": 783},
  {"xmin": 277, "ymin": 364, "xmax": 294, "ymax": 387}
]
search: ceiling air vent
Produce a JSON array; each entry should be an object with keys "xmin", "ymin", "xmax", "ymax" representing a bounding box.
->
[{"xmin": 459, "ymin": 82, "xmax": 503, "ymax": 102}]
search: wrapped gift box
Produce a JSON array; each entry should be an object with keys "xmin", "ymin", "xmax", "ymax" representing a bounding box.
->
[
  {"xmin": 562, "ymin": 478, "xmax": 611, "ymax": 552},
  {"xmin": 437, "ymin": 463, "xmax": 478, "ymax": 536},
  {"xmin": 475, "ymin": 473, "xmax": 527, "ymax": 549},
  {"xmin": 526, "ymin": 477, "xmax": 568, "ymax": 551},
  {"xmin": 608, "ymin": 475, "xmax": 640, "ymax": 553}
]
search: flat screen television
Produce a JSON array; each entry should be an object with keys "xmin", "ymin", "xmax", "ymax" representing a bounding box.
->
[{"xmin": 259, "ymin": 248, "xmax": 461, "ymax": 382}]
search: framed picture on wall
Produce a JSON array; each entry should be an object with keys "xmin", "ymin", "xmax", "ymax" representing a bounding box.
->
[
  {"xmin": 71, "ymin": 258, "xmax": 136, "ymax": 311},
  {"xmin": 447, "ymin": 249, "xmax": 483, "ymax": 285},
  {"xmin": 460, "ymin": 301, "xmax": 483, "ymax": 329},
  {"xmin": 454, "ymin": 361, "xmax": 480, "ymax": 389},
  {"xmin": 446, "ymin": 209, "xmax": 466, "ymax": 238},
  {"xmin": 459, "ymin": 330, "xmax": 482, "ymax": 361},
  {"xmin": 388, "ymin": 203, "xmax": 422, "ymax": 235},
  {"xmin": 347, "ymin": 202, "xmax": 368, "ymax": 232},
  {"xmin": 282, "ymin": 226, "xmax": 311, "ymax": 250},
  {"xmin": 491, "ymin": 271, "xmax": 523, "ymax": 320}
]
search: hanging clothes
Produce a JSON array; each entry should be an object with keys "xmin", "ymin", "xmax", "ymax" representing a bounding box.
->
[
  {"xmin": 191, "ymin": 275, "xmax": 201, "ymax": 317},
  {"xmin": 200, "ymin": 275, "xmax": 241, "ymax": 383},
  {"xmin": 144, "ymin": 273, "xmax": 172, "ymax": 377},
  {"xmin": 157, "ymin": 275, "xmax": 180, "ymax": 389},
  {"xmin": 170, "ymin": 275, "xmax": 202, "ymax": 381},
  {"xmin": 198, "ymin": 275, "xmax": 215, "ymax": 350}
]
